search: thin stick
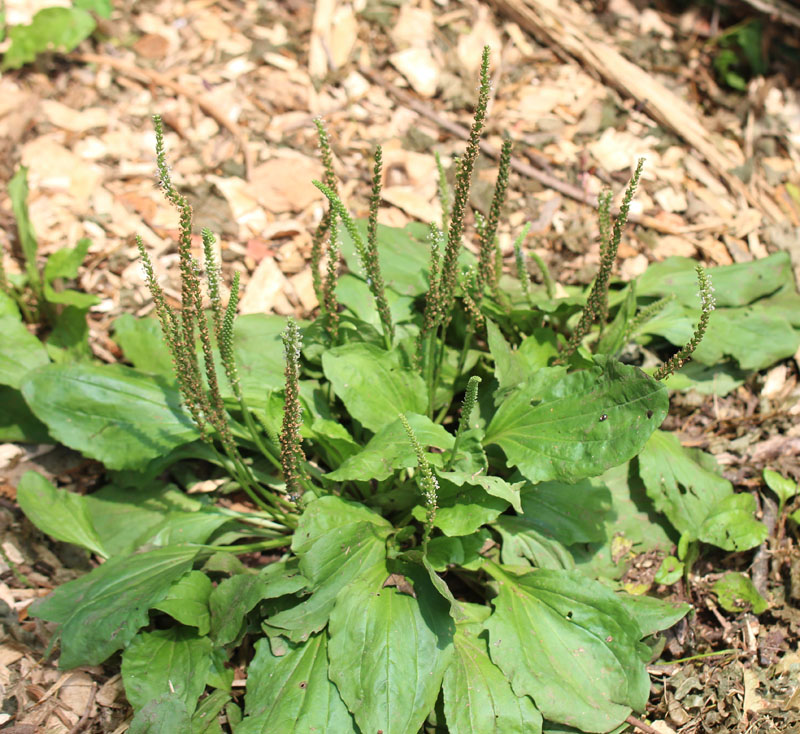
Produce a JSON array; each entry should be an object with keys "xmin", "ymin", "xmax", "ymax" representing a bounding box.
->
[
  {"xmin": 67, "ymin": 682, "xmax": 97, "ymax": 734},
  {"xmin": 68, "ymin": 52, "xmax": 255, "ymax": 180},
  {"xmin": 625, "ymin": 715, "xmax": 661, "ymax": 734}
]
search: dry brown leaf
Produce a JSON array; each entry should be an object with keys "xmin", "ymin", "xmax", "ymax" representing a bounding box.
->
[
  {"xmin": 289, "ymin": 268, "xmax": 319, "ymax": 313},
  {"xmin": 21, "ymin": 137, "xmax": 103, "ymax": 208},
  {"xmin": 248, "ymin": 156, "xmax": 323, "ymax": 213},
  {"xmin": 761, "ymin": 366, "xmax": 788, "ymax": 399},
  {"xmin": 389, "ymin": 47, "xmax": 440, "ymax": 98},
  {"xmin": 392, "ymin": 6, "xmax": 435, "ymax": 46},
  {"xmin": 382, "ymin": 186, "xmax": 441, "ymax": 224},
  {"xmin": 309, "ymin": 0, "xmax": 335, "ymax": 78},
  {"xmin": 654, "ymin": 187, "xmax": 688, "ymax": 213},
  {"xmin": 239, "ymin": 256, "xmax": 292, "ymax": 315},
  {"xmin": 58, "ymin": 672, "xmax": 95, "ymax": 723},
  {"xmin": 653, "ymin": 235, "xmax": 696, "ymax": 260},
  {"xmin": 456, "ymin": 6, "xmax": 503, "ymax": 74},
  {"xmin": 329, "ymin": 4, "xmax": 358, "ymax": 69},
  {"xmin": 743, "ymin": 668, "xmax": 770, "ymax": 714},
  {"xmin": 132, "ymin": 33, "xmax": 170, "ymax": 59}
]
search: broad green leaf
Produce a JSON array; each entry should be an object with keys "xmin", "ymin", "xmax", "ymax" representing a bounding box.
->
[
  {"xmin": 17, "ymin": 471, "xmax": 106, "ymax": 557},
  {"xmin": 210, "ymin": 561, "xmax": 307, "ymax": 645},
  {"xmin": 74, "ymin": 0, "xmax": 113, "ymax": 18},
  {"xmin": 192, "ymin": 689, "xmax": 230, "ymax": 734},
  {"xmin": 2, "ymin": 7, "xmax": 97, "ymax": 70},
  {"xmin": 712, "ymin": 572, "xmax": 768, "ymax": 614},
  {"xmin": 494, "ymin": 517, "xmax": 574, "ymax": 570},
  {"xmin": 83, "ymin": 482, "xmax": 211, "ymax": 557},
  {"xmin": 113, "ymin": 314, "xmax": 174, "ymax": 376},
  {"xmin": 326, "ymin": 412, "xmax": 453, "ymax": 482},
  {"xmin": 632, "ymin": 299, "xmax": 694, "ymax": 348},
  {"xmin": 237, "ymin": 634, "xmax": 356, "ymax": 734},
  {"xmin": 691, "ymin": 307, "xmax": 799, "ymax": 370},
  {"xmin": 570, "ymin": 463, "xmax": 674, "ymax": 581},
  {"xmin": 292, "ymin": 495, "xmax": 392, "ymax": 553},
  {"xmin": 206, "ymin": 646, "xmax": 234, "ymax": 693},
  {"xmin": 46, "ymin": 305, "xmax": 92, "ymax": 362},
  {"xmin": 638, "ymin": 430, "xmax": 730, "ymax": 538},
  {"xmin": 0, "ymin": 386, "xmax": 51, "ymax": 443},
  {"xmin": 322, "ymin": 342, "xmax": 427, "ymax": 433},
  {"xmin": 122, "ymin": 627, "xmax": 213, "ymax": 714},
  {"xmin": 415, "ymin": 474, "xmax": 510, "ymax": 537},
  {"xmin": 42, "ymin": 239, "xmax": 99, "ymax": 308},
  {"xmin": 425, "ymin": 530, "xmax": 490, "ymax": 572},
  {"xmin": 638, "ymin": 431, "xmax": 765, "ymax": 550},
  {"xmin": 518, "ymin": 328, "xmax": 561, "ymax": 370},
  {"xmin": 337, "ymin": 219, "xmax": 466, "ymax": 297},
  {"xmin": 596, "ymin": 283, "xmax": 636, "ymax": 356},
  {"xmin": 266, "ymin": 497, "xmax": 391, "ymax": 641},
  {"xmin": 486, "ymin": 321, "xmax": 560, "ymax": 394},
  {"xmin": 519, "ymin": 479, "xmax": 612, "ymax": 545},
  {"xmin": 446, "ymin": 427, "xmax": 488, "ymax": 475},
  {"xmin": 21, "ymin": 363, "xmax": 198, "ymax": 470},
  {"xmin": 636, "ymin": 253, "xmax": 794, "ymax": 308},
  {"xmin": 128, "ymin": 695, "xmax": 191, "ymax": 734},
  {"xmin": 654, "ymin": 556, "xmax": 683, "ymax": 586},
  {"xmin": 218, "ymin": 314, "xmax": 288, "ymax": 398},
  {"xmin": 146, "ymin": 511, "xmax": 233, "ymax": 549},
  {"xmin": 0, "ymin": 291, "xmax": 21, "ymax": 318},
  {"xmin": 487, "ymin": 318, "xmax": 528, "ymax": 392},
  {"xmin": 634, "ymin": 254, "xmax": 800, "ymax": 370},
  {"xmin": 336, "ymin": 272, "xmax": 415, "ymax": 325},
  {"xmin": 486, "ymin": 358, "xmax": 667, "ymax": 483},
  {"xmin": 661, "ymin": 361, "xmax": 746, "ymax": 396},
  {"xmin": 307, "ymin": 415, "xmax": 360, "ymax": 467},
  {"xmin": 614, "ymin": 593, "xmax": 690, "ymax": 637},
  {"xmin": 328, "ymin": 563, "xmax": 454, "ymax": 734},
  {"xmin": 484, "ymin": 566, "xmax": 649, "ymax": 733},
  {"xmin": 0, "ymin": 315, "xmax": 50, "ymax": 388},
  {"xmin": 31, "ymin": 545, "xmax": 201, "ymax": 668},
  {"xmin": 439, "ymin": 470, "xmax": 523, "ymax": 513},
  {"xmin": 443, "ymin": 616, "xmax": 543, "ymax": 734},
  {"xmin": 152, "ymin": 571, "xmax": 212, "ymax": 635},
  {"xmin": 763, "ymin": 468, "xmax": 798, "ymax": 511},
  {"xmin": 697, "ymin": 494, "xmax": 767, "ymax": 551},
  {"xmin": 394, "ymin": 553, "xmax": 470, "ymax": 621}
]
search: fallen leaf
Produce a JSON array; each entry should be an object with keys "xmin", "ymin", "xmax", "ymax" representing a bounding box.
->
[
  {"xmin": 389, "ymin": 47, "xmax": 440, "ymax": 98},
  {"xmin": 239, "ymin": 256, "xmax": 292, "ymax": 315},
  {"xmin": 391, "ymin": 6, "xmax": 434, "ymax": 46},
  {"xmin": 382, "ymin": 186, "xmax": 441, "ymax": 224},
  {"xmin": 248, "ymin": 156, "xmax": 323, "ymax": 213},
  {"xmin": 133, "ymin": 33, "xmax": 170, "ymax": 59}
]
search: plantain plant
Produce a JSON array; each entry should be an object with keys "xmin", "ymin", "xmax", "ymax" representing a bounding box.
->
[{"xmin": 12, "ymin": 46, "xmax": 799, "ymax": 734}]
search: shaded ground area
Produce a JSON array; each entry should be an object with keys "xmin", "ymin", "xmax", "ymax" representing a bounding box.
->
[{"xmin": 1, "ymin": 0, "xmax": 799, "ymax": 731}]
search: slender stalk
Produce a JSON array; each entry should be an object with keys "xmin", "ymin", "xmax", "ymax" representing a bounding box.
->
[
  {"xmin": 445, "ymin": 376, "xmax": 481, "ymax": 471},
  {"xmin": 654, "ymin": 267, "xmax": 715, "ymax": 380},
  {"xmin": 399, "ymin": 414, "xmax": 439, "ymax": 554},
  {"xmin": 561, "ymin": 158, "xmax": 644, "ymax": 360},
  {"xmin": 202, "ymin": 537, "xmax": 292, "ymax": 553}
]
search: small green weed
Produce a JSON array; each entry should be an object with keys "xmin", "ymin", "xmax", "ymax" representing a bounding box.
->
[
  {"xmin": 1, "ymin": 0, "xmax": 110, "ymax": 71},
  {"xmin": 7, "ymin": 47, "xmax": 800, "ymax": 734}
]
